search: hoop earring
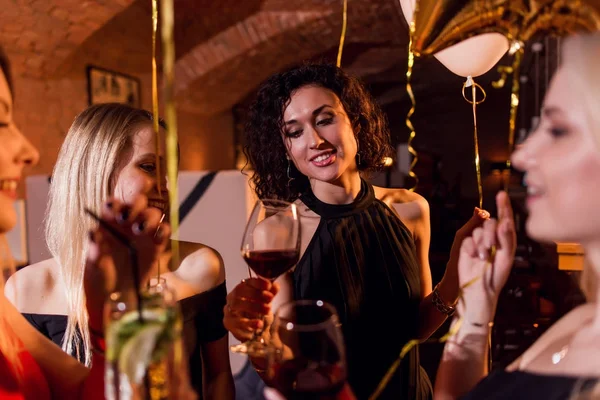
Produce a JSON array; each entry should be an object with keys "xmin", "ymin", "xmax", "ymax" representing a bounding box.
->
[
  {"xmin": 287, "ymin": 158, "xmax": 295, "ymax": 188},
  {"xmin": 356, "ymin": 151, "xmax": 361, "ymax": 167}
]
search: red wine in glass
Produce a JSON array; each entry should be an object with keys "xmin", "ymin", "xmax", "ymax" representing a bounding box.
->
[
  {"xmin": 230, "ymin": 199, "xmax": 301, "ymax": 355},
  {"xmin": 266, "ymin": 300, "xmax": 350, "ymax": 400},
  {"xmin": 268, "ymin": 358, "xmax": 347, "ymax": 400},
  {"xmin": 243, "ymin": 249, "xmax": 299, "ymax": 281}
]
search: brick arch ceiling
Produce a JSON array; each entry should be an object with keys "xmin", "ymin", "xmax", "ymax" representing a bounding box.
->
[
  {"xmin": 0, "ymin": 0, "xmax": 135, "ymax": 78},
  {"xmin": 54, "ymin": 0, "xmax": 409, "ymax": 114}
]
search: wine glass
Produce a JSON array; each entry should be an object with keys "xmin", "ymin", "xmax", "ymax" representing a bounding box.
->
[
  {"xmin": 230, "ymin": 199, "xmax": 301, "ymax": 355},
  {"xmin": 265, "ymin": 300, "xmax": 348, "ymax": 400}
]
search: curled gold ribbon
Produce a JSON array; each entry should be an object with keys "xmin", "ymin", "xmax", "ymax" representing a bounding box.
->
[
  {"xmin": 491, "ymin": 65, "xmax": 513, "ymax": 89},
  {"xmin": 369, "ymin": 246, "xmax": 497, "ymax": 400},
  {"xmin": 406, "ymin": 33, "xmax": 418, "ymax": 192},
  {"xmin": 504, "ymin": 48, "xmax": 523, "ymax": 190},
  {"xmin": 161, "ymin": 0, "xmax": 179, "ymax": 269},
  {"xmin": 462, "ymin": 77, "xmax": 486, "ymax": 209},
  {"xmin": 336, "ymin": 0, "xmax": 348, "ymax": 68}
]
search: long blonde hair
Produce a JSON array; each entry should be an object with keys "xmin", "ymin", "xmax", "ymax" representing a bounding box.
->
[
  {"xmin": 560, "ymin": 33, "xmax": 600, "ymax": 302},
  {"xmin": 45, "ymin": 103, "xmax": 161, "ymax": 366}
]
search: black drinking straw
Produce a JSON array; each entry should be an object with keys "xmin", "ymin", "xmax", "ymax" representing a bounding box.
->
[{"xmin": 84, "ymin": 208, "xmax": 144, "ymax": 324}]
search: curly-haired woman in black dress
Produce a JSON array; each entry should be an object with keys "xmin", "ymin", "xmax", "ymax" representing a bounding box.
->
[{"xmin": 225, "ymin": 63, "xmax": 488, "ymax": 399}]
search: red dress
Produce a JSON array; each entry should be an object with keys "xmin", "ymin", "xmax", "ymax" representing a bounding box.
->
[{"xmin": 0, "ymin": 343, "xmax": 51, "ymax": 400}]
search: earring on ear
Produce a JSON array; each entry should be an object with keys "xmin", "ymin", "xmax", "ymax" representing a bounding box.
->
[
  {"xmin": 286, "ymin": 157, "xmax": 295, "ymax": 188},
  {"xmin": 355, "ymin": 141, "xmax": 361, "ymax": 168}
]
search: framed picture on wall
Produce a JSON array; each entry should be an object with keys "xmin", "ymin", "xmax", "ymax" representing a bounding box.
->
[{"xmin": 87, "ymin": 65, "xmax": 141, "ymax": 107}]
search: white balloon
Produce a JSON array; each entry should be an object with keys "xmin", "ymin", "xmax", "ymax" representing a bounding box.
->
[{"xmin": 399, "ymin": 0, "xmax": 509, "ymax": 77}]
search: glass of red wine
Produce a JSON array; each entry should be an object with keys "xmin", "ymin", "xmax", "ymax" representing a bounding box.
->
[
  {"xmin": 265, "ymin": 300, "xmax": 349, "ymax": 400},
  {"xmin": 230, "ymin": 199, "xmax": 301, "ymax": 355}
]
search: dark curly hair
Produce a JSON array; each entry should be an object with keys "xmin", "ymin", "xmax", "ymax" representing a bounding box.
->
[{"xmin": 244, "ymin": 63, "xmax": 393, "ymax": 202}]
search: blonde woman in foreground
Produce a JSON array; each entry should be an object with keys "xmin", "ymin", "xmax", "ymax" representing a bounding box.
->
[
  {"xmin": 435, "ymin": 32, "xmax": 600, "ymax": 400},
  {"xmin": 7, "ymin": 103, "xmax": 235, "ymax": 400}
]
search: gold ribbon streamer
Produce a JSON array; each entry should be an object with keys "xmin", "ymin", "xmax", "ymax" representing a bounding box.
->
[
  {"xmin": 462, "ymin": 78, "xmax": 486, "ymax": 209},
  {"xmin": 160, "ymin": 0, "xmax": 179, "ymax": 270},
  {"xmin": 336, "ymin": 0, "xmax": 348, "ymax": 68},
  {"xmin": 491, "ymin": 65, "xmax": 513, "ymax": 90},
  {"xmin": 151, "ymin": 0, "xmax": 163, "ymax": 281},
  {"xmin": 405, "ymin": 32, "xmax": 418, "ymax": 192},
  {"xmin": 369, "ymin": 246, "xmax": 497, "ymax": 400},
  {"xmin": 504, "ymin": 48, "xmax": 523, "ymax": 191}
]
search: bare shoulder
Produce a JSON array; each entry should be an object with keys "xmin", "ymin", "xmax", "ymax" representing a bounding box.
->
[
  {"xmin": 511, "ymin": 303, "xmax": 595, "ymax": 371},
  {"xmin": 173, "ymin": 241, "xmax": 225, "ymax": 293},
  {"xmin": 373, "ymin": 186, "xmax": 429, "ymax": 233},
  {"xmin": 5, "ymin": 258, "xmax": 63, "ymax": 314},
  {"xmin": 374, "ymin": 186, "xmax": 428, "ymax": 215},
  {"xmin": 536, "ymin": 303, "xmax": 595, "ymax": 340}
]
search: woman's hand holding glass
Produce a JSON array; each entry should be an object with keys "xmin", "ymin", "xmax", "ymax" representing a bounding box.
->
[
  {"xmin": 224, "ymin": 277, "xmax": 280, "ymax": 342},
  {"xmin": 227, "ymin": 199, "xmax": 300, "ymax": 356}
]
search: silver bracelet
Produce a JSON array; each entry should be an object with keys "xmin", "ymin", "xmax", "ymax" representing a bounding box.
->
[{"xmin": 432, "ymin": 284, "xmax": 456, "ymax": 316}]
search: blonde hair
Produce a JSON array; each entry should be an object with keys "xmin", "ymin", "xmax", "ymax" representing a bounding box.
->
[
  {"xmin": 560, "ymin": 33, "xmax": 600, "ymax": 302},
  {"xmin": 45, "ymin": 103, "xmax": 161, "ymax": 366}
]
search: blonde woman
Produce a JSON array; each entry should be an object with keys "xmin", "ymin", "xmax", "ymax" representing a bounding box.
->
[
  {"xmin": 0, "ymin": 45, "xmax": 176, "ymax": 399},
  {"xmin": 6, "ymin": 103, "xmax": 235, "ymax": 400},
  {"xmin": 434, "ymin": 32, "xmax": 600, "ymax": 400}
]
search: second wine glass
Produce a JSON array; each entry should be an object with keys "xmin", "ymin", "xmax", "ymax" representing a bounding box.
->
[
  {"xmin": 230, "ymin": 198, "xmax": 301, "ymax": 355},
  {"xmin": 265, "ymin": 300, "xmax": 349, "ymax": 400}
]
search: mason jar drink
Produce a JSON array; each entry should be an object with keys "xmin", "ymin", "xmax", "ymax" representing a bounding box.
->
[{"xmin": 105, "ymin": 283, "xmax": 184, "ymax": 400}]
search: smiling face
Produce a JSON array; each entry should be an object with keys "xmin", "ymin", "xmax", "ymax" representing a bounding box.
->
[
  {"xmin": 511, "ymin": 67, "xmax": 600, "ymax": 244},
  {"xmin": 282, "ymin": 85, "xmax": 358, "ymax": 186},
  {"xmin": 112, "ymin": 124, "xmax": 168, "ymax": 215},
  {"xmin": 0, "ymin": 68, "xmax": 39, "ymax": 234}
]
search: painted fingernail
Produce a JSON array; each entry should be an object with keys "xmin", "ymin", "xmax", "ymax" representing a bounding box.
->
[
  {"xmin": 479, "ymin": 251, "xmax": 487, "ymax": 260},
  {"xmin": 132, "ymin": 220, "xmax": 146, "ymax": 234},
  {"xmin": 117, "ymin": 207, "xmax": 130, "ymax": 224}
]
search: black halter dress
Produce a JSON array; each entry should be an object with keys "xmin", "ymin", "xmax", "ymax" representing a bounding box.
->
[{"xmin": 293, "ymin": 179, "xmax": 432, "ymax": 399}]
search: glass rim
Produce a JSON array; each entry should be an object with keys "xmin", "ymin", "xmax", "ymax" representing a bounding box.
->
[
  {"xmin": 257, "ymin": 199, "xmax": 298, "ymax": 218},
  {"xmin": 274, "ymin": 299, "xmax": 340, "ymax": 332}
]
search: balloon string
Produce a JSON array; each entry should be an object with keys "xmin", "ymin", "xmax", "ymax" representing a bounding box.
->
[
  {"xmin": 505, "ymin": 49, "xmax": 524, "ymax": 190},
  {"xmin": 369, "ymin": 246, "xmax": 497, "ymax": 400},
  {"xmin": 160, "ymin": 0, "xmax": 179, "ymax": 269},
  {"xmin": 151, "ymin": 0, "xmax": 162, "ymax": 280},
  {"xmin": 336, "ymin": 0, "xmax": 348, "ymax": 68},
  {"xmin": 406, "ymin": 33, "xmax": 418, "ymax": 192},
  {"xmin": 462, "ymin": 77, "xmax": 486, "ymax": 209}
]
